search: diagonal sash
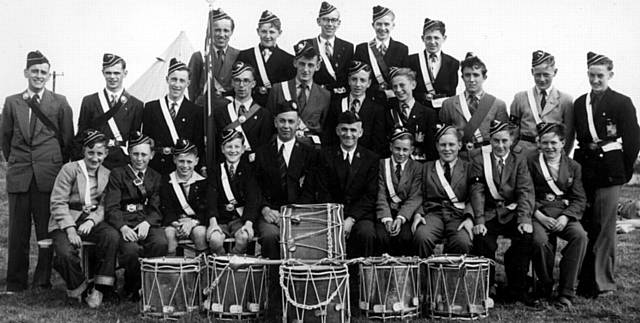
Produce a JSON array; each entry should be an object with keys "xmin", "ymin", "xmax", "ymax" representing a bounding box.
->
[
  {"xmin": 367, "ymin": 41, "xmax": 395, "ymax": 99},
  {"xmin": 460, "ymin": 94, "xmax": 493, "ymax": 143},
  {"xmin": 481, "ymin": 146, "xmax": 516, "ymax": 210},
  {"xmin": 223, "ymin": 97, "xmax": 260, "ymax": 151},
  {"xmin": 253, "ymin": 46, "xmax": 272, "ymax": 88},
  {"xmin": 526, "ymin": 88, "xmax": 542, "ymax": 124},
  {"xmin": 97, "ymin": 90, "xmax": 128, "ymax": 154},
  {"xmin": 280, "ymin": 82, "xmax": 319, "ymax": 144},
  {"xmin": 158, "ymin": 96, "xmax": 180, "ymax": 144},
  {"xmin": 313, "ymin": 37, "xmax": 336, "ymax": 80},
  {"xmin": 384, "ymin": 158, "xmax": 403, "ymax": 203},
  {"xmin": 77, "ymin": 160, "xmax": 93, "ymax": 208},
  {"xmin": 538, "ymin": 153, "xmax": 564, "ymax": 196},
  {"xmin": 341, "ymin": 97, "xmax": 349, "ymax": 113},
  {"xmin": 418, "ymin": 51, "xmax": 436, "ymax": 95},
  {"xmin": 219, "ymin": 163, "xmax": 244, "ymax": 216},
  {"xmin": 585, "ymin": 94, "xmax": 600, "ymax": 143},
  {"xmin": 169, "ymin": 172, "xmax": 196, "ymax": 216},
  {"xmin": 435, "ymin": 161, "xmax": 465, "ymax": 209}
]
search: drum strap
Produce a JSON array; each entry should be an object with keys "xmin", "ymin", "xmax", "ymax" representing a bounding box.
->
[
  {"xmin": 220, "ymin": 162, "xmax": 244, "ymax": 216},
  {"xmin": 526, "ymin": 88, "xmax": 542, "ymax": 125},
  {"xmin": 279, "ymin": 265, "xmax": 349, "ymax": 310},
  {"xmin": 481, "ymin": 146, "xmax": 516, "ymax": 210},
  {"xmin": 169, "ymin": 171, "xmax": 196, "ymax": 216},
  {"xmin": 254, "ymin": 46, "xmax": 272, "ymax": 88},
  {"xmin": 538, "ymin": 153, "xmax": 564, "ymax": 196},
  {"xmin": 223, "ymin": 97, "xmax": 255, "ymax": 151},
  {"xmin": 435, "ymin": 160, "xmax": 465, "ymax": 209},
  {"xmin": 77, "ymin": 160, "xmax": 93, "ymax": 208},
  {"xmin": 159, "ymin": 96, "xmax": 180, "ymax": 145},
  {"xmin": 384, "ymin": 158, "xmax": 403, "ymax": 203},
  {"xmin": 97, "ymin": 89, "xmax": 128, "ymax": 155}
]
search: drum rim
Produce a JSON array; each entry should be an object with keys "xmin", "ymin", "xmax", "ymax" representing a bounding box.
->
[{"xmin": 140, "ymin": 256, "xmax": 201, "ymax": 265}]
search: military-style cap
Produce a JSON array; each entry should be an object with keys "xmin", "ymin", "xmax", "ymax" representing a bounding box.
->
[
  {"xmin": 390, "ymin": 126, "xmax": 414, "ymax": 142},
  {"xmin": 231, "ymin": 61, "xmax": 254, "ymax": 78},
  {"xmin": 81, "ymin": 129, "xmax": 107, "ymax": 147},
  {"xmin": 536, "ymin": 122, "xmax": 565, "ymax": 138},
  {"xmin": 337, "ymin": 110, "xmax": 361, "ymax": 124},
  {"xmin": 347, "ymin": 60, "xmax": 371, "ymax": 76},
  {"xmin": 489, "ymin": 120, "xmax": 510, "ymax": 137},
  {"xmin": 128, "ymin": 131, "xmax": 153, "ymax": 148},
  {"xmin": 319, "ymin": 1, "xmax": 337, "ymax": 17},
  {"xmin": 389, "ymin": 66, "xmax": 401, "ymax": 79},
  {"xmin": 275, "ymin": 100, "xmax": 299, "ymax": 115},
  {"xmin": 259, "ymin": 10, "xmax": 280, "ymax": 25},
  {"xmin": 423, "ymin": 18, "xmax": 445, "ymax": 33},
  {"xmin": 168, "ymin": 58, "xmax": 188, "ymax": 76},
  {"xmin": 587, "ymin": 51, "xmax": 610, "ymax": 67},
  {"xmin": 532, "ymin": 50, "xmax": 554, "ymax": 67},
  {"xmin": 372, "ymin": 5, "xmax": 393, "ymax": 22},
  {"xmin": 210, "ymin": 8, "xmax": 231, "ymax": 23},
  {"xmin": 173, "ymin": 138, "xmax": 197, "ymax": 155},
  {"xmin": 221, "ymin": 129, "xmax": 245, "ymax": 145},
  {"xmin": 294, "ymin": 40, "xmax": 317, "ymax": 59},
  {"xmin": 103, "ymin": 53, "xmax": 124, "ymax": 69},
  {"xmin": 26, "ymin": 50, "xmax": 49, "ymax": 68},
  {"xmin": 464, "ymin": 52, "xmax": 477, "ymax": 60},
  {"xmin": 435, "ymin": 124, "xmax": 457, "ymax": 141}
]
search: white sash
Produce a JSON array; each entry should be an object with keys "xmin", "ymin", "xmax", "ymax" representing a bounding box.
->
[
  {"xmin": 480, "ymin": 146, "xmax": 516, "ymax": 210},
  {"xmin": 169, "ymin": 172, "xmax": 196, "ymax": 216},
  {"xmin": 281, "ymin": 81, "xmax": 292, "ymax": 101},
  {"xmin": 77, "ymin": 160, "xmax": 93, "ymax": 208},
  {"xmin": 390, "ymin": 109, "xmax": 404, "ymax": 127},
  {"xmin": 526, "ymin": 88, "xmax": 543, "ymax": 124},
  {"xmin": 418, "ymin": 51, "xmax": 436, "ymax": 95},
  {"xmin": 317, "ymin": 38, "xmax": 336, "ymax": 80},
  {"xmin": 384, "ymin": 158, "xmax": 403, "ymax": 204},
  {"xmin": 585, "ymin": 94, "xmax": 600, "ymax": 143},
  {"xmin": 159, "ymin": 96, "xmax": 180, "ymax": 144},
  {"xmin": 341, "ymin": 97, "xmax": 349, "ymax": 113},
  {"xmin": 435, "ymin": 161, "xmax": 465, "ymax": 209},
  {"xmin": 220, "ymin": 163, "xmax": 244, "ymax": 216},
  {"xmin": 225, "ymin": 98, "xmax": 252, "ymax": 151},
  {"xmin": 254, "ymin": 46, "xmax": 272, "ymax": 88},
  {"xmin": 538, "ymin": 154, "xmax": 564, "ymax": 196},
  {"xmin": 459, "ymin": 94, "xmax": 483, "ymax": 142},
  {"xmin": 367, "ymin": 44, "xmax": 395, "ymax": 99},
  {"xmin": 97, "ymin": 90, "xmax": 128, "ymax": 155}
]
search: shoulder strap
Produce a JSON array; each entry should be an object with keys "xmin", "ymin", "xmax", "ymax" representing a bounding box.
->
[
  {"xmin": 367, "ymin": 42, "xmax": 388, "ymax": 85},
  {"xmin": 435, "ymin": 161, "xmax": 465, "ymax": 209},
  {"xmin": 315, "ymin": 37, "xmax": 336, "ymax": 80},
  {"xmin": 219, "ymin": 162, "xmax": 244, "ymax": 216},
  {"xmin": 526, "ymin": 88, "xmax": 542, "ymax": 124},
  {"xmin": 585, "ymin": 94, "xmax": 600, "ymax": 142},
  {"xmin": 384, "ymin": 158, "xmax": 403, "ymax": 203},
  {"xmin": 538, "ymin": 153, "xmax": 564, "ymax": 196},
  {"xmin": 481, "ymin": 146, "xmax": 505, "ymax": 201},
  {"xmin": 223, "ymin": 98, "xmax": 259, "ymax": 151},
  {"xmin": 77, "ymin": 160, "xmax": 93, "ymax": 207},
  {"xmin": 96, "ymin": 90, "xmax": 128, "ymax": 154},
  {"xmin": 254, "ymin": 46, "xmax": 272, "ymax": 88},
  {"xmin": 127, "ymin": 165, "xmax": 148, "ymax": 201},
  {"xmin": 26, "ymin": 97, "xmax": 62, "ymax": 141},
  {"xmin": 418, "ymin": 51, "xmax": 436, "ymax": 95},
  {"xmin": 169, "ymin": 172, "xmax": 196, "ymax": 216},
  {"xmin": 461, "ymin": 94, "xmax": 495, "ymax": 143},
  {"xmin": 158, "ymin": 96, "xmax": 180, "ymax": 144}
]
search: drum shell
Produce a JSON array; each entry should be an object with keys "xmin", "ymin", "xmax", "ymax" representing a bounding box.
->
[{"xmin": 280, "ymin": 203, "xmax": 346, "ymax": 260}]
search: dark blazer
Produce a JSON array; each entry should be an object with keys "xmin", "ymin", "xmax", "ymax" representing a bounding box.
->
[
  {"xmin": 266, "ymin": 80, "xmax": 331, "ymax": 138},
  {"xmin": 408, "ymin": 50, "xmax": 459, "ymax": 108},
  {"xmin": 422, "ymin": 159, "xmax": 473, "ymax": 217},
  {"xmin": 142, "ymin": 97, "xmax": 205, "ymax": 175},
  {"xmin": 159, "ymin": 172, "xmax": 208, "ymax": 226},
  {"xmin": 353, "ymin": 38, "xmax": 408, "ymax": 100},
  {"xmin": 104, "ymin": 165, "xmax": 163, "ymax": 229},
  {"xmin": 302, "ymin": 36, "xmax": 354, "ymax": 94},
  {"xmin": 527, "ymin": 153, "xmax": 586, "ymax": 221},
  {"xmin": 187, "ymin": 47, "xmax": 240, "ymax": 101},
  {"xmin": 317, "ymin": 145, "xmax": 379, "ymax": 221},
  {"xmin": 573, "ymin": 88, "xmax": 640, "ymax": 187},
  {"xmin": 1, "ymin": 89, "xmax": 74, "ymax": 193},
  {"xmin": 208, "ymin": 157, "xmax": 260, "ymax": 224},
  {"xmin": 469, "ymin": 147, "xmax": 534, "ymax": 225},
  {"xmin": 376, "ymin": 158, "xmax": 423, "ymax": 220},
  {"xmin": 254, "ymin": 138, "xmax": 319, "ymax": 210},
  {"xmin": 77, "ymin": 90, "xmax": 144, "ymax": 169},
  {"xmin": 389, "ymin": 100, "xmax": 438, "ymax": 161},
  {"xmin": 324, "ymin": 96, "xmax": 390, "ymax": 157},
  {"xmin": 237, "ymin": 45, "xmax": 297, "ymax": 106}
]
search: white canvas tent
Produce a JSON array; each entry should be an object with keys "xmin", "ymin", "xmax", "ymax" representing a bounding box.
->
[{"xmin": 128, "ymin": 31, "xmax": 195, "ymax": 103}]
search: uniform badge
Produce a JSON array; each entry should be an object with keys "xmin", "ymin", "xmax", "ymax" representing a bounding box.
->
[
  {"xmin": 545, "ymin": 193, "xmax": 556, "ymax": 202},
  {"xmin": 466, "ymin": 142, "xmax": 475, "ymax": 151},
  {"xmin": 82, "ymin": 205, "xmax": 97, "ymax": 213},
  {"xmin": 133, "ymin": 178, "xmax": 143, "ymax": 186},
  {"xmin": 415, "ymin": 132, "xmax": 425, "ymax": 143},
  {"xmin": 126, "ymin": 204, "xmax": 137, "ymax": 212},
  {"xmin": 108, "ymin": 139, "xmax": 117, "ymax": 147},
  {"xmin": 238, "ymin": 115, "xmax": 247, "ymax": 124},
  {"xmin": 249, "ymin": 153, "xmax": 256, "ymax": 162},
  {"xmin": 22, "ymin": 92, "xmax": 29, "ymax": 101},
  {"xmin": 295, "ymin": 130, "xmax": 305, "ymax": 138},
  {"xmin": 299, "ymin": 175, "xmax": 305, "ymax": 188},
  {"xmin": 162, "ymin": 147, "xmax": 172, "ymax": 155},
  {"xmin": 181, "ymin": 118, "xmax": 186, "ymax": 123},
  {"xmin": 258, "ymin": 86, "xmax": 268, "ymax": 94},
  {"xmin": 333, "ymin": 87, "xmax": 346, "ymax": 94},
  {"xmin": 225, "ymin": 203, "xmax": 235, "ymax": 211},
  {"xmin": 120, "ymin": 96, "xmax": 128, "ymax": 104},
  {"xmin": 379, "ymin": 83, "xmax": 387, "ymax": 91}
]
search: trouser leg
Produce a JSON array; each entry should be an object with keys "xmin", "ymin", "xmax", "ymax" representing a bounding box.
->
[
  {"xmin": 51, "ymin": 229, "xmax": 86, "ymax": 297},
  {"xmin": 504, "ymin": 219, "xmax": 533, "ymax": 294},
  {"xmin": 31, "ymin": 182, "xmax": 53, "ymax": 288},
  {"xmin": 413, "ymin": 214, "xmax": 444, "ymax": 258},
  {"xmin": 87, "ymin": 223, "xmax": 120, "ymax": 287},
  {"xmin": 443, "ymin": 214, "xmax": 473, "ymax": 255},
  {"xmin": 557, "ymin": 221, "xmax": 588, "ymax": 298},
  {"xmin": 256, "ymin": 218, "xmax": 280, "ymax": 260},
  {"xmin": 531, "ymin": 220, "xmax": 554, "ymax": 294},
  {"xmin": 472, "ymin": 219, "xmax": 499, "ymax": 286},
  {"xmin": 6, "ymin": 192, "xmax": 32, "ymax": 291}
]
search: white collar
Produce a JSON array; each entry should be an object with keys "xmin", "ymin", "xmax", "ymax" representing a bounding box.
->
[
  {"xmin": 374, "ymin": 38, "xmax": 390, "ymax": 49},
  {"xmin": 493, "ymin": 152, "xmax": 509, "ymax": 164},
  {"xmin": 425, "ymin": 50, "xmax": 441, "ymax": 60},
  {"xmin": 105, "ymin": 87, "xmax": 124, "ymax": 99},
  {"xmin": 439, "ymin": 158, "xmax": 457, "ymax": 169},
  {"xmin": 27, "ymin": 88, "xmax": 44, "ymax": 99},
  {"xmin": 235, "ymin": 97, "xmax": 253, "ymax": 109},
  {"xmin": 277, "ymin": 137, "xmax": 296, "ymax": 150},
  {"xmin": 340, "ymin": 145, "xmax": 357, "ymax": 162},
  {"xmin": 400, "ymin": 98, "xmax": 415, "ymax": 110},
  {"xmin": 391, "ymin": 156, "xmax": 409, "ymax": 170},
  {"xmin": 295, "ymin": 78, "xmax": 312, "ymax": 89},
  {"xmin": 318, "ymin": 35, "xmax": 336, "ymax": 46},
  {"xmin": 536, "ymin": 85, "xmax": 553, "ymax": 96},
  {"xmin": 172, "ymin": 171, "xmax": 205, "ymax": 186},
  {"xmin": 226, "ymin": 160, "xmax": 240, "ymax": 170},
  {"xmin": 214, "ymin": 45, "xmax": 228, "ymax": 55},
  {"xmin": 349, "ymin": 94, "xmax": 366, "ymax": 104},
  {"xmin": 167, "ymin": 95, "xmax": 184, "ymax": 107}
]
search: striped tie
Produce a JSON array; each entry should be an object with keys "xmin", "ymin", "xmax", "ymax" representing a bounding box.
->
[{"xmin": 278, "ymin": 144, "xmax": 287, "ymax": 192}]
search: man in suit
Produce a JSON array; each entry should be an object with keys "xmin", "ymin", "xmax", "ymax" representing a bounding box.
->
[
  {"xmin": 1, "ymin": 51, "xmax": 74, "ymax": 292},
  {"xmin": 77, "ymin": 53, "xmax": 144, "ymax": 169},
  {"xmin": 376, "ymin": 127, "xmax": 422, "ymax": 256},
  {"xmin": 574, "ymin": 52, "xmax": 640, "ymax": 298},
  {"xmin": 104, "ymin": 132, "xmax": 168, "ymax": 301},
  {"xmin": 324, "ymin": 60, "xmax": 390, "ymax": 157},
  {"xmin": 300, "ymin": 1, "xmax": 353, "ymax": 97},
  {"xmin": 528, "ymin": 123, "xmax": 587, "ymax": 308},
  {"xmin": 211, "ymin": 61, "xmax": 273, "ymax": 163},
  {"xmin": 510, "ymin": 51, "xmax": 574, "ymax": 155},
  {"xmin": 266, "ymin": 40, "xmax": 331, "ymax": 147},
  {"xmin": 408, "ymin": 18, "xmax": 459, "ymax": 110},
  {"xmin": 236, "ymin": 10, "xmax": 296, "ymax": 107},
  {"xmin": 143, "ymin": 58, "xmax": 204, "ymax": 175},
  {"xmin": 413, "ymin": 125, "xmax": 474, "ymax": 258},
  {"xmin": 470, "ymin": 120, "xmax": 536, "ymax": 305},
  {"xmin": 440, "ymin": 53, "xmax": 508, "ymax": 158},
  {"xmin": 188, "ymin": 8, "xmax": 239, "ymax": 102},
  {"xmin": 48, "ymin": 130, "xmax": 119, "ymax": 307},
  {"xmin": 388, "ymin": 67, "xmax": 438, "ymax": 161},
  {"xmin": 353, "ymin": 5, "xmax": 408, "ymax": 103}
]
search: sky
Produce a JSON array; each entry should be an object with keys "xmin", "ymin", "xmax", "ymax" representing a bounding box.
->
[{"xmin": 1, "ymin": 0, "xmax": 639, "ymax": 127}]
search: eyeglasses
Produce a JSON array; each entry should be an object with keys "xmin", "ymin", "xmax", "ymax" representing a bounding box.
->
[
  {"xmin": 232, "ymin": 78, "xmax": 254, "ymax": 85},
  {"xmin": 320, "ymin": 17, "xmax": 340, "ymax": 24}
]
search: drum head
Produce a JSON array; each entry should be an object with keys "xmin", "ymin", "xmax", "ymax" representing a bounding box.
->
[{"xmin": 141, "ymin": 257, "xmax": 199, "ymax": 265}]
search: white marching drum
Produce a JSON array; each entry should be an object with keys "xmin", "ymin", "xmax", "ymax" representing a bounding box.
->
[{"xmin": 280, "ymin": 203, "xmax": 346, "ymax": 260}]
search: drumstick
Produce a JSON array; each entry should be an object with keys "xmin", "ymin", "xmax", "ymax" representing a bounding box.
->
[{"xmin": 227, "ymin": 255, "xmax": 285, "ymax": 270}]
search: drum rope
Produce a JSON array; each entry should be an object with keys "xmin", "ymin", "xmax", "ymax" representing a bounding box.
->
[{"xmin": 279, "ymin": 262, "xmax": 349, "ymax": 310}]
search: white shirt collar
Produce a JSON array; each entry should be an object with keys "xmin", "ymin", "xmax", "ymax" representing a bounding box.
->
[
  {"xmin": 340, "ymin": 145, "xmax": 357, "ymax": 163},
  {"xmin": 27, "ymin": 88, "xmax": 44, "ymax": 99},
  {"xmin": 173, "ymin": 171, "xmax": 205, "ymax": 186},
  {"xmin": 277, "ymin": 137, "xmax": 296, "ymax": 165},
  {"xmin": 235, "ymin": 97, "xmax": 253, "ymax": 110},
  {"xmin": 391, "ymin": 156, "xmax": 409, "ymax": 171},
  {"xmin": 425, "ymin": 50, "xmax": 441, "ymax": 60},
  {"xmin": 400, "ymin": 98, "xmax": 416, "ymax": 110},
  {"xmin": 105, "ymin": 87, "xmax": 124, "ymax": 100},
  {"xmin": 493, "ymin": 152, "xmax": 509, "ymax": 164},
  {"xmin": 374, "ymin": 38, "xmax": 390, "ymax": 49},
  {"xmin": 226, "ymin": 160, "xmax": 240, "ymax": 171},
  {"xmin": 350, "ymin": 94, "xmax": 366, "ymax": 105},
  {"xmin": 536, "ymin": 85, "xmax": 553, "ymax": 96},
  {"xmin": 167, "ymin": 95, "xmax": 184, "ymax": 110},
  {"xmin": 440, "ymin": 158, "xmax": 457, "ymax": 169},
  {"xmin": 318, "ymin": 35, "xmax": 335, "ymax": 47}
]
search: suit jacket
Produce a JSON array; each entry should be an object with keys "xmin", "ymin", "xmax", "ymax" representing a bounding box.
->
[
  {"xmin": 104, "ymin": 165, "xmax": 163, "ymax": 229},
  {"xmin": 510, "ymin": 87, "xmax": 574, "ymax": 153},
  {"xmin": 159, "ymin": 172, "xmax": 208, "ymax": 226},
  {"xmin": 237, "ymin": 45, "xmax": 297, "ymax": 106},
  {"xmin": 573, "ymin": 88, "xmax": 640, "ymax": 187},
  {"xmin": 208, "ymin": 157, "xmax": 260, "ymax": 224},
  {"xmin": 421, "ymin": 159, "xmax": 473, "ymax": 217},
  {"xmin": 354, "ymin": 38, "xmax": 409, "ymax": 100},
  {"xmin": 324, "ymin": 96, "xmax": 389, "ymax": 156},
  {"xmin": 376, "ymin": 158, "xmax": 422, "ymax": 221},
  {"xmin": 439, "ymin": 93, "xmax": 508, "ymax": 144},
  {"xmin": 77, "ymin": 90, "xmax": 144, "ymax": 169},
  {"xmin": 317, "ymin": 145, "xmax": 379, "ymax": 221},
  {"xmin": 266, "ymin": 80, "xmax": 331, "ymax": 138},
  {"xmin": 469, "ymin": 147, "xmax": 534, "ymax": 225},
  {"xmin": 302, "ymin": 36, "xmax": 354, "ymax": 94},
  {"xmin": 1, "ymin": 89, "xmax": 74, "ymax": 193},
  {"xmin": 408, "ymin": 50, "xmax": 459, "ymax": 108},
  {"xmin": 142, "ymin": 96, "xmax": 205, "ymax": 174},
  {"xmin": 254, "ymin": 137, "xmax": 319, "ymax": 210},
  {"xmin": 48, "ymin": 161, "xmax": 110, "ymax": 232},
  {"xmin": 527, "ymin": 153, "xmax": 586, "ymax": 221},
  {"xmin": 389, "ymin": 100, "xmax": 438, "ymax": 161},
  {"xmin": 187, "ymin": 47, "xmax": 240, "ymax": 101}
]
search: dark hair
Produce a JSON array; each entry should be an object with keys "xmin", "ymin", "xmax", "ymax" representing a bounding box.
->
[{"xmin": 461, "ymin": 56, "xmax": 487, "ymax": 76}]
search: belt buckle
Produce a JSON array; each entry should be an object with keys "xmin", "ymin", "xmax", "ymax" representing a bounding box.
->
[
  {"xmin": 82, "ymin": 205, "xmax": 97, "ymax": 213},
  {"xmin": 126, "ymin": 204, "xmax": 137, "ymax": 212},
  {"xmin": 162, "ymin": 147, "xmax": 172, "ymax": 155},
  {"xmin": 238, "ymin": 115, "xmax": 247, "ymax": 124},
  {"xmin": 133, "ymin": 178, "xmax": 143, "ymax": 186}
]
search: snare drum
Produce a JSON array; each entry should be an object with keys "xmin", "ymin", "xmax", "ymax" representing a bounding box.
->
[
  {"xmin": 140, "ymin": 257, "xmax": 202, "ymax": 319},
  {"xmin": 204, "ymin": 255, "xmax": 268, "ymax": 320},
  {"xmin": 280, "ymin": 263, "xmax": 350, "ymax": 323},
  {"xmin": 280, "ymin": 203, "xmax": 345, "ymax": 260},
  {"xmin": 358, "ymin": 256, "xmax": 421, "ymax": 320},
  {"xmin": 425, "ymin": 255, "xmax": 493, "ymax": 320}
]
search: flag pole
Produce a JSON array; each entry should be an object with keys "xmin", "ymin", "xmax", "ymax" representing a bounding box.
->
[{"xmin": 205, "ymin": 0, "xmax": 216, "ymax": 173}]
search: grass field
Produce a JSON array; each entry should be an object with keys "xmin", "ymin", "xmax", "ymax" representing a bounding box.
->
[{"xmin": 0, "ymin": 160, "xmax": 639, "ymax": 322}]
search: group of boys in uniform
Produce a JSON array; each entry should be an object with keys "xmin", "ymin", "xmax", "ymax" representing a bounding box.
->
[{"xmin": 1, "ymin": 1, "xmax": 639, "ymax": 318}]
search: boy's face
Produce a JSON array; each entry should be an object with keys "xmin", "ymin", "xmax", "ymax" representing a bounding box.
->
[
  {"xmin": 83, "ymin": 143, "xmax": 108, "ymax": 172},
  {"xmin": 422, "ymin": 29, "xmax": 446, "ymax": 54},
  {"xmin": 232, "ymin": 70, "xmax": 255, "ymax": 100},
  {"xmin": 531, "ymin": 63, "xmax": 557, "ymax": 90},
  {"xmin": 490, "ymin": 131, "xmax": 513, "ymax": 158},
  {"xmin": 102, "ymin": 63, "xmax": 127, "ymax": 92},
  {"xmin": 348, "ymin": 70, "xmax": 371, "ymax": 97},
  {"xmin": 24, "ymin": 63, "xmax": 50, "ymax": 92},
  {"xmin": 221, "ymin": 138, "xmax": 245, "ymax": 164},
  {"xmin": 317, "ymin": 11, "xmax": 340, "ymax": 38},
  {"xmin": 174, "ymin": 152, "xmax": 199, "ymax": 178},
  {"xmin": 372, "ymin": 14, "xmax": 394, "ymax": 41},
  {"xmin": 166, "ymin": 70, "xmax": 190, "ymax": 100},
  {"xmin": 390, "ymin": 138, "xmax": 413, "ymax": 164},
  {"xmin": 129, "ymin": 144, "xmax": 154, "ymax": 171},
  {"xmin": 461, "ymin": 66, "xmax": 486, "ymax": 94},
  {"xmin": 588, "ymin": 64, "xmax": 613, "ymax": 93},
  {"xmin": 294, "ymin": 56, "xmax": 320, "ymax": 83},
  {"xmin": 391, "ymin": 75, "xmax": 416, "ymax": 102},
  {"xmin": 437, "ymin": 133, "xmax": 461, "ymax": 163},
  {"xmin": 257, "ymin": 23, "xmax": 281, "ymax": 48},
  {"xmin": 539, "ymin": 132, "xmax": 564, "ymax": 160}
]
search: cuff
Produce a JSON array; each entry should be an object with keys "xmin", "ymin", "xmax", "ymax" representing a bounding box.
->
[
  {"xmin": 381, "ymin": 217, "xmax": 393, "ymax": 224},
  {"xmin": 517, "ymin": 215, "xmax": 532, "ymax": 225},
  {"xmin": 397, "ymin": 215, "xmax": 407, "ymax": 224},
  {"xmin": 475, "ymin": 215, "xmax": 486, "ymax": 225}
]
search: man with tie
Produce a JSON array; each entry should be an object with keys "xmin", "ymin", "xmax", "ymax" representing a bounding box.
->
[
  {"xmin": 440, "ymin": 53, "xmax": 508, "ymax": 158},
  {"xmin": 388, "ymin": 67, "xmax": 438, "ymax": 161},
  {"xmin": 77, "ymin": 53, "xmax": 144, "ymax": 169},
  {"xmin": 188, "ymin": 8, "xmax": 240, "ymax": 102},
  {"xmin": 211, "ymin": 61, "xmax": 273, "ymax": 163},
  {"xmin": 266, "ymin": 40, "xmax": 331, "ymax": 147},
  {"xmin": 408, "ymin": 18, "xmax": 459, "ymax": 110},
  {"xmin": 300, "ymin": 1, "xmax": 354, "ymax": 97},
  {"xmin": 104, "ymin": 132, "xmax": 168, "ymax": 301},
  {"xmin": 470, "ymin": 120, "xmax": 536, "ymax": 306},
  {"xmin": 413, "ymin": 125, "xmax": 474, "ymax": 258},
  {"xmin": 142, "ymin": 58, "xmax": 204, "ymax": 175},
  {"xmin": 353, "ymin": 5, "xmax": 408, "ymax": 103},
  {"xmin": 376, "ymin": 127, "xmax": 422, "ymax": 256},
  {"xmin": 510, "ymin": 50, "xmax": 574, "ymax": 155},
  {"xmin": 237, "ymin": 10, "xmax": 296, "ymax": 107},
  {"xmin": 1, "ymin": 51, "xmax": 74, "ymax": 292},
  {"xmin": 574, "ymin": 52, "xmax": 640, "ymax": 298}
]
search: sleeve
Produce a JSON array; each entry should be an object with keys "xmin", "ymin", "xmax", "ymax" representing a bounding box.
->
[
  {"xmin": 299, "ymin": 148, "xmax": 322, "ymax": 204},
  {"xmin": 495, "ymin": 99, "xmax": 509, "ymax": 122},
  {"xmin": 59, "ymin": 96, "xmax": 74, "ymax": 162},
  {"xmin": 562, "ymin": 96, "xmax": 575, "ymax": 154},
  {"xmin": 193, "ymin": 105, "xmax": 206, "ymax": 169},
  {"xmin": 561, "ymin": 161, "xmax": 587, "ymax": 221},
  {"xmin": 242, "ymin": 167, "xmax": 260, "ymax": 224},
  {"xmin": 187, "ymin": 51, "xmax": 204, "ymax": 101},
  {"xmin": 49, "ymin": 163, "xmax": 77, "ymax": 230},
  {"xmin": 397, "ymin": 164, "xmax": 424, "ymax": 220},
  {"xmin": 371, "ymin": 105, "xmax": 388, "ymax": 157},
  {"xmin": 265, "ymin": 83, "xmax": 279, "ymax": 116},
  {"xmin": 104, "ymin": 171, "xmax": 126, "ymax": 230},
  {"xmin": 206, "ymin": 172, "xmax": 220, "ymax": 222},
  {"xmin": 439, "ymin": 100, "xmax": 452, "ymax": 126},
  {"xmin": 515, "ymin": 158, "xmax": 535, "ymax": 225},
  {"xmin": 375, "ymin": 160, "xmax": 392, "ymax": 221},
  {"xmin": 87, "ymin": 196, "xmax": 105, "ymax": 225},
  {"xmin": 1, "ymin": 98, "xmax": 13, "ymax": 160},
  {"xmin": 621, "ymin": 97, "xmax": 640, "ymax": 181},
  {"xmin": 77, "ymin": 96, "xmax": 91, "ymax": 135},
  {"xmin": 142, "ymin": 102, "xmax": 153, "ymax": 137},
  {"xmin": 447, "ymin": 60, "xmax": 459, "ymax": 97},
  {"xmin": 346, "ymin": 157, "xmax": 379, "ymax": 221},
  {"xmin": 469, "ymin": 155, "xmax": 486, "ymax": 224},
  {"xmin": 131, "ymin": 99, "xmax": 144, "ymax": 135},
  {"xmin": 423, "ymin": 108, "xmax": 439, "ymax": 161},
  {"xmin": 143, "ymin": 177, "xmax": 163, "ymax": 227}
]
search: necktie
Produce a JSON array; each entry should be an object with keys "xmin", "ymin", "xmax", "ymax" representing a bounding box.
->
[
  {"xmin": 138, "ymin": 171, "xmax": 144, "ymax": 181},
  {"xmin": 395, "ymin": 163, "xmax": 402, "ymax": 182},
  {"xmin": 590, "ymin": 92, "xmax": 601, "ymax": 113},
  {"xmin": 497, "ymin": 158, "xmax": 504, "ymax": 179},
  {"xmin": 110, "ymin": 94, "xmax": 117, "ymax": 107},
  {"xmin": 29, "ymin": 94, "xmax": 40, "ymax": 135},
  {"xmin": 401, "ymin": 103, "xmax": 410, "ymax": 123},
  {"xmin": 379, "ymin": 43, "xmax": 387, "ymax": 56},
  {"xmin": 540, "ymin": 89, "xmax": 547, "ymax": 109},
  {"xmin": 238, "ymin": 104, "xmax": 248, "ymax": 117},
  {"xmin": 169, "ymin": 102, "xmax": 177, "ymax": 119},
  {"xmin": 468, "ymin": 95, "xmax": 479, "ymax": 114},
  {"xmin": 298, "ymin": 84, "xmax": 308, "ymax": 111},
  {"xmin": 429, "ymin": 53, "xmax": 437, "ymax": 74},
  {"xmin": 228, "ymin": 163, "xmax": 235, "ymax": 180},
  {"xmin": 350, "ymin": 98, "xmax": 360, "ymax": 113},
  {"xmin": 214, "ymin": 49, "xmax": 224, "ymax": 79},
  {"xmin": 262, "ymin": 48, "xmax": 272, "ymax": 62},
  {"xmin": 325, "ymin": 41, "xmax": 333, "ymax": 60},
  {"xmin": 278, "ymin": 144, "xmax": 287, "ymax": 191},
  {"xmin": 444, "ymin": 162, "xmax": 452, "ymax": 183},
  {"xmin": 33, "ymin": 93, "xmax": 40, "ymax": 104}
]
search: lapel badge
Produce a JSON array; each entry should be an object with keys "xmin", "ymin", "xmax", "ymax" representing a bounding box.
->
[
  {"xmin": 249, "ymin": 153, "xmax": 256, "ymax": 162},
  {"xmin": 238, "ymin": 115, "xmax": 247, "ymax": 123},
  {"xmin": 258, "ymin": 86, "xmax": 268, "ymax": 94},
  {"xmin": 299, "ymin": 175, "xmax": 305, "ymax": 187},
  {"xmin": 545, "ymin": 193, "xmax": 556, "ymax": 202},
  {"xmin": 22, "ymin": 92, "xmax": 30, "ymax": 101},
  {"xmin": 225, "ymin": 203, "xmax": 236, "ymax": 211},
  {"xmin": 182, "ymin": 118, "xmax": 186, "ymax": 122},
  {"xmin": 126, "ymin": 204, "xmax": 137, "ymax": 212},
  {"xmin": 120, "ymin": 96, "xmax": 128, "ymax": 104}
]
